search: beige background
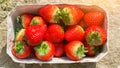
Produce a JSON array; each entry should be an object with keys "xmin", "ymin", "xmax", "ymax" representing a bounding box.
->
[{"xmin": 0, "ymin": 0, "xmax": 120, "ymax": 68}]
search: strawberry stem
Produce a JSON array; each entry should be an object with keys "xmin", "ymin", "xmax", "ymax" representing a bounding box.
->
[
  {"xmin": 54, "ymin": 10, "xmax": 62, "ymax": 23},
  {"xmin": 61, "ymin": 9, "xmax": 70, "ymax": 24},
  {"xmin": 34, "ymin": 41, "xmax": 49, "ymax": 56},
  {"xmin": 14, "ymin": 41, "xmax": 24, "ymax": 54},
  {"xmin": 74, "ymin": 45, "xmax": 87, "ymax": 58},
  {"xmin": 87, "ymin": 31, "xmax": 102, "ymax": 45}
]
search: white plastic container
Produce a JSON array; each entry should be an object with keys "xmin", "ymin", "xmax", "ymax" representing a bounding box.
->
[{"xmin": 7, "ymin": 4, "xmax": 108, "ymax": 64}]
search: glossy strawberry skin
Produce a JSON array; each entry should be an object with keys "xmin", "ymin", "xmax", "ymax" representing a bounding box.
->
[
  {"xmin": 18, "ymin": 13, "xmax": 34, "ymax": 28},
  {"xmin": 34, "ymin": 41, "xmax": 55, "ymax": 61},
  {"xmin": 30, "ymin": 16, "xmax": 45, "ymax": 26},
  {"xmin": 44, "ymin": 24, "xmax": 64, "ymax": 43},
  {"xmin": 38, "ymin": 4, "xmax": 60, "ymax": 23},
  {"xmin": 85, "ymin": 26, "xmax": 107, "ymax": 46},
  {"xmin": 83, "ymin": 11, "xmax": 105, "ymax": 27},
  {"xmin": 25, "ymin": 25, "xmax": 47, "ymax": 46},
  {"xmin": 65, "ymin": 25, "xmax": 85, "ymax": 41},
  {"xmin": 65, "ymin": 41, "xmax": 87, "ymax": 61},
  {"xmin": 54, "ymin": 43, "xmax": 64, "ymax": 57},
  {"xmin": 61, "ymin": 5, "xmax": 84, "ymax": 25},
  {"xmin": 12, "ymin": 41, "xmax": 31, "ymax": 59}
]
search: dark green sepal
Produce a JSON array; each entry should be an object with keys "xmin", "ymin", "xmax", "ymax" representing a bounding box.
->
[
  {"xmin": 34, "ymin": 42, "xmax": 49, "ymax": 56},
  {"xmin": 17, "ymin": 16, "xmax": 22, "ymax": 25},
  {"xmin": 74, "ymin": 45, "xmax": 87, "ymax": 58},
  {"xmin": 87, "ymin": 31, "xmax": 102, "ymax": 45},
  {"xmin": 61, "ymin": 9, "xmax": 70, "ymax": 24},
  {"xmin": 14, "ymin": 41, "xmax": 24, "ymax": 54}
]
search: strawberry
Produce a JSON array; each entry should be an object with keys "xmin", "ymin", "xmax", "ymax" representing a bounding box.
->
[
  {"xmin": 25, "ymin": 25, "xmax": 47, "ymax": 46},
  {"xmin": 34, "ymin": 41, "xmax": 55, "ymax": 61},
  {"xmin": 17, "ymin": 13, "xmax": 34, "ymax": 28},
  {"xmin": 65, "ymin": 25, "xmax": 85, "ymax": 41},
  {"xmin": 83, "ymin": 11, "xmax": 105, "ymax": 27},
  {"xmin": 84, "ymin": 42, "xmax": 101, "ymax": 56},
  {"xmin": 30, "ymin": 16, "xmax": 45, "ymax": 26},
  {"xmin": 79, "ymin": 20, "xmax": 87, "ymax": 30},
  {"xmin": 54, "ymin": 43, "xmax": 64, "ymax": 57},
  {"xmin": 85, "ymin": 26, "xmax": 107, "ymax": 46},
  {"xmin": 44, "ymin": 24, "xmax": 64, "ymax": 43},
  {"xmin": 12, "ymin": 41, "xmax": 31, "ymax": 59},
  {"xmin": 15, "ymin": 29, "xmax": 25, "ymax": 41},
  {"xmin": 65, "ymin": 41, "xmax": 87, "ymax": 61},
  {"xmin": 38, "ymin": 4, "xmax": 61, "ymax": 23},
  {"xmin": 61, "ymin": 5, "xmax": 84, "ymax": 25}
]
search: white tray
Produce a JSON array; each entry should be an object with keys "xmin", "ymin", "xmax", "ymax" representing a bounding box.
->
[{"xmin": 7, "ymin": 4, "xmax": 108, "ymax": 64}]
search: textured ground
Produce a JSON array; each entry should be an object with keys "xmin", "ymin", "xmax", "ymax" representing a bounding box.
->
[{"xmin": 0, "ymin": 0, "xmax": 120, "ymax": 68}]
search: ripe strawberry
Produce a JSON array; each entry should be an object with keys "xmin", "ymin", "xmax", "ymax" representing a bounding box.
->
[
  {"xmin": 65, "ymin": 41, "xmax": 87, "ymax": 61},
  {"xmin": 84, "ymin": 42, "xmax": 101, "ymax": 56},
  {"xmin": 17, "ymin": 13, "xmax": 34, "ymax": 28},
  {"xmin": 61, "ymin": 5, "xmax": 84, "ymax": 25},
  {"xmin": 54, "ymin": 43, "xmax": 64, "ymax": 57},
  {"xmin": 38, "ymin": 4, "xmax": 61, "ymax": 23},
  {"xmin": 79, "ymin": 20, "xmax": 87, "ymax": 29},
  {"xmin": 15, "ymin": 29, "xmax": 25, "ymax": 41},
  {"xmin": 34, "ymin": 41, "xmax": 55, "ymax": 61},
  {"xmin": 44, "ymin": 24, "xmax": 64, "ymax": 43},
  {"xmin": 85, "ymin": 26, "xmax": 107, "ymax": 46},
  {"xmin": 12, "ymin": 41, "xmax": 31, "ymax": 59},
  {"xmin": 83, "ymin": 11, "xmax": 105, "ymax": 27},
  {"xmin": 25, "ymin": 25, "xmax": 47, "ymax": 46},
  {"xmin": 65, "ymin": 25, "xmax": 85, "ymax": 41},
  {"xmin": 30, "ymin": 16, "xmax": 45, "ymax": 26}
]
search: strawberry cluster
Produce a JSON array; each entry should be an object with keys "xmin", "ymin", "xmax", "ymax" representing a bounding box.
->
[{"xmin": 12, "ymin": 4, "xmax": 107, "ymax": 61}]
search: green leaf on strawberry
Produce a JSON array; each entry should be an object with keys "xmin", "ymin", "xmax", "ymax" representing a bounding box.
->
[
  {"xmin": 34, "ymin": 42, "xmax": 49, "ymax": 56},
  {"xmin": 87, "ymin": 31, "xmax": 102, "ymax": 45},
  {"xmin": 74, "ymin": 45, "xmax": 87, "ymax": 58}
]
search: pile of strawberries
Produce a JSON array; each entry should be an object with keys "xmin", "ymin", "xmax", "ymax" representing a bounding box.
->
[{"xmin": 12, "ymin": 4, "xmax": 107, "ymax": 61}]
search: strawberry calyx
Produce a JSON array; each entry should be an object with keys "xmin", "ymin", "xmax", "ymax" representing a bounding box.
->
[
  {"xmin": 14, "ymin": 41, "xmax": 24, "ymax": 54},
  {"xmin": 61, "ymin": 9, "xmax": 70, "ymax": 24},
  {"xmin": 91, "ymin": 46, "xmax": 101, "ymax": 55},
  {"xmin": 54, "ymin": 10, "xmax": 62, "ymax": 23},
  {"xmin": 34, "ymin": 41, "xmax": 49, "ymax": 56},
  {"xmin": 17, "ymin": 16, "xmax": 22, "ymax": 25},
  {"xmin": 15, "ymin": 28, "xmax": 22, "ymax": 37},
  {"xmin": 30, "ymin": 19, "xmax": 39, "ymax": 25},
  {"xmin": 87, "ymin": 31, "xmax": 102, "ymax": 45},
  {"xmin": 74, "ymin": 45, "xmax": 87, "ymax": 58}
]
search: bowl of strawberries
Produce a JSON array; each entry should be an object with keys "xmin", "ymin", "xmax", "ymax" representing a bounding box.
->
[{"xmin": 7, "ymin": 4, "xmax": 108, "ymax": 63}]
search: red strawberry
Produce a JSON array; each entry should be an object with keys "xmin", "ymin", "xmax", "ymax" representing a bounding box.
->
[
  {"xmin": 84, "ymin": 42, "xmax": 101, "ymax": 56},
  {"xmin": 15, "ymin": 29, "xmax": 25, "ymax": 41},
  {"xmin": 17, "ymin": 13, "xmax": 34, "ymax": 28},
  {"xmin": 25, "ymin": 25, "xmax": 47, "ymax": 46},
  {"xmin": 30, "ymin": 16, "xmax": 45, "ymax": 26},
  {"xmin": 65, "ymin": 41, "xmax": 87, "ymax": 61},
  {"xmin": 44, "ymin": 24, "xmax": 64, "ymax": 43},
  {"xmin": 85, "ymin": 26, "xmax": 107, "ymax": 46},
  {"xmin": 54, "ymin": 43, "xmax": 64, "ymax": 57},
  {"xmin": 38, "ymin": 4, "xmax": 61, "ymax": 23},
  {"xmin": 34, "ymin": 41, "xmax": 55, "ymax": 61},
  {"xmin": 12, "ymin": 41, "xmax": 31, "ymax": 59},
  {"xmin": 83, "ymin": 11, "xmax": 105, "ymax": 27},
  {"xmin": 65, "ymin": 25, "xmax": 85, "ymax": 41},
  {"xmin": 61, "ymin": 5, "xmax": 84, "ymax": 25},
  {"xmin": 79, "ymin": 21, "xmax": 87, "ymax": 29}
]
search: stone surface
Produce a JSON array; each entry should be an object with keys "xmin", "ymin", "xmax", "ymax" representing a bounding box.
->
[{"xmin": 0, "ymin": 0, "xmax": 120, "ymax": 68}]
